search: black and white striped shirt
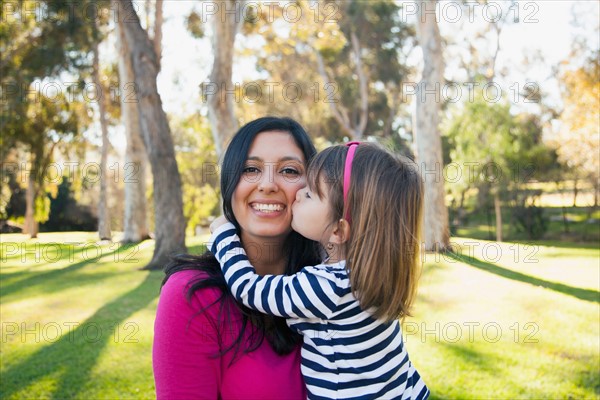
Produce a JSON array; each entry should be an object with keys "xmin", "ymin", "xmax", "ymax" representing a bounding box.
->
[{"xmin": 211, "ymin": 223, "xmax": 429, "ymax": 400}]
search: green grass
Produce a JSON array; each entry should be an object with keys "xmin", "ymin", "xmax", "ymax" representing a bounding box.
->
[
  {"xmin": 0, "ymin": 232, "xmax": 208, "ymax": 400},
  {"xmin": 407, "ymin": 240, "xmax": 600, "ymax": 399},
  {"xmin": 1, "ymin": 232, "xmax": 599, "ymax": 399}
]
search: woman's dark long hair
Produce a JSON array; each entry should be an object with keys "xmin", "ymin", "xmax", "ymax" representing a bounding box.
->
[{"xmin": 163, "ymin": 117, "xmax": 320, "ymax": 359}]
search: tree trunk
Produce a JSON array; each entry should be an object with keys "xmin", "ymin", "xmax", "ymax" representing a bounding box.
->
[
  {"xmin": 154, "ymin": 0, "xmax": 163, "ymax": 71},
  {"xmin": 382, "ymin": 87, "xmax": 400, "ymax": 138},
  {"xmin": 415, "ymin": 0, "xmax": 449, "ymax": 251},
  {"xmin": 572, "ymin": 176, "xmax": 578, "ymax": 207},
  {"xmin": 494, "ymin": 190, "xmax": 503, "ymax": 242},
  {"xmin": 25, "ymin": 169, "xmax": 38, "ymax": 238},
  {"xmin": 206, "ymin": 0, "xmax": 243, "ymax": 156},
  {"xmin": 486, "ymin": 205, "xmax": 494, "ymax": 241},
  {"xmin": 116, "ymin": 5, "xmax": 150, "ymax": 243},
  {"xmin": 92, "ymin": 41, "xmax": 112, "ymax": 241},
  {"xmin": 561, "ymin": 205, "xmax": 570, "ymax": 233},
  {"xmin": 117, "ymin": 0, "xmax": 186, "ymax": 269}
]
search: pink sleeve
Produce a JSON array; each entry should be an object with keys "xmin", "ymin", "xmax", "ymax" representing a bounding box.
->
[{"xmin": 153, "ymin": 271, "xmax": 222, "ymax": 400}]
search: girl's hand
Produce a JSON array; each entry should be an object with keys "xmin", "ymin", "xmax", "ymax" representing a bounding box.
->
[{"xmin": 210, "ymin": 215, "xmax": 229, "ymax": 233}]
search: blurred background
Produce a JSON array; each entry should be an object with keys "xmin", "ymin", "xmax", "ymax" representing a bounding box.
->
[{"xmin": 1, "ymin": 1, "xmax": 598, "ymax": 399}]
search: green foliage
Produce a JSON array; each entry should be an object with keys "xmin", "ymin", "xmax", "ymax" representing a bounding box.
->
[
  {"xmin": 1, "ymin": 0, "xmax": 111, "ymax": 230},
  {"xmin": 343, "ymin": 0, "xmax": 413, "ymax": 84},
  {"xmin": 443, "ymin": 92, "xmax": 558, "ymax": 203},
  {"xmin": 1, "ymin": 0, "xmax": 105, "ymax": 143},
  {"xmin": 227, "ymin": 0, "xmax": 415, "ymax": 141},
  {"xmin": 34, "ymin": 195, "xmax": 50, "ymax": 225},
  {"xmin": 183, "ymin": 184, "xmax": 218, "ymax": 233},
  {"xmin": 325, "ymin": 0, "xmax": 415, "ymax": 137},
  {"xmin": 171, "ymin": 114, "xmax": 219, "ymax": 234}
]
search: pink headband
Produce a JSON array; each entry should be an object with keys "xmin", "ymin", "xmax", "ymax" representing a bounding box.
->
[{"xmin": 343, "ymin": 141, "xmax": 360, "ymax": 223}]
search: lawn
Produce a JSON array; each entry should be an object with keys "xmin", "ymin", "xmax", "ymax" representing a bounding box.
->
[
  {"xmin": 1, "ymin": 232, "xmax": 598, "ymax": 399},
  {"xmin": 408, "ymin": 239, "xmax": 599, "ymax": 399}
]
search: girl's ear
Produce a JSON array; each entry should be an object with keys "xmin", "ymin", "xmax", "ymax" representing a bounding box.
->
[{"xmin": 329, "ymin": 219, "xmax": 351, "ymax": 245}]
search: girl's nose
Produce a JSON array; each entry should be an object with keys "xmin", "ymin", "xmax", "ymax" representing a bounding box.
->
[{"xmin": 296, "ymin": 187, "xmax": 305, "ymax": 202}]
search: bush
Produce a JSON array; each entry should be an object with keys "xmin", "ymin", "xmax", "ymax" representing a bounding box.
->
[
  {"xmin": 513, "ymin": 205, "xmax": 549, "ymax": 240},
  {"xmin": 40, "ymin": 179, "xmax": 97, "ymax": 232}
]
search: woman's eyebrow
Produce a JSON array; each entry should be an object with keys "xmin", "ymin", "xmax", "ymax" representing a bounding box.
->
[
  {"xmin": 279, "ymin": 156, "xmax": 304, "ymax": 163},
  {"xmin": 246, "ymin": 156, "xmax": 303, "ymax": 163}
]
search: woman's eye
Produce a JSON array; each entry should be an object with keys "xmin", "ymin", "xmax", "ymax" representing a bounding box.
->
[
  {"xmin": 243, "ymin": 166, "xmax": 260, "ymax": 174},
  {"xmin": 281, "ymin": 167, "xmax": 300, "ymax": 175}
]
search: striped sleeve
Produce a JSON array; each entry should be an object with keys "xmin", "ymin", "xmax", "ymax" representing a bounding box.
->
[{"xmin": 209, "ymin": 222, "xmax": 340, "ymax": 320}]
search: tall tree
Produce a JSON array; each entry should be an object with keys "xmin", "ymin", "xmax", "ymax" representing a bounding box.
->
[
  {"xmin": 117, "ymin": 0, "xmax": 187, "ymax": 269},
  {"xmin": 415, "ymin": 0, "xmax": 450, "ymax": 251},
  {"xmin": 314, "ymin": 0, "xmax": 414, "ymax": 140},
  {"xmin": 116, "ymin": 5, "xmax": 150, "ymax": 243},
  {"xmin": 226, "ymin": 1, "xmax": 342, "ymax": 140},
  {"xmin": 205, "ymin": 0, "xmax": 245, "ymax": 155},
  {"xmin": 92, "ymin": 21, "xmax": 112, "ymax": 241}
]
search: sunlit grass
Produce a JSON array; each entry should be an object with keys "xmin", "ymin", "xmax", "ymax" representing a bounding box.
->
[
  {"xmin": 1, "ymin": 232, "xmax": 598, "ymax": 399},
  {"xmin": 407, "ymin": 244, "xmax": 599, "ymax": 399},
  {"xmin": 0, "ymin": 232, "xmax": 209, "ymax": 400}
]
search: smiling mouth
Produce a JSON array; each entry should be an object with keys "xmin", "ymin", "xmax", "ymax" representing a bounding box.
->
[{"xmin": 251, "ymin": 203, "xmax": 285, "ymax": 213}]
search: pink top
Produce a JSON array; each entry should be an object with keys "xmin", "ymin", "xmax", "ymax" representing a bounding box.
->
[{"xmin": 153, "ymin": 269, "xmax": 307, "ymax": 400}]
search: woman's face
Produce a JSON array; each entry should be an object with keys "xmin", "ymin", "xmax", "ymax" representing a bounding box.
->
[{"xmin": 232, "ymin": 130, "xmax": 307, "ymax": 244}]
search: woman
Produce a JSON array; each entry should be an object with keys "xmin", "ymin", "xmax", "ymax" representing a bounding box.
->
[{"xmin": 153, "ymin": 117, "xmax": 320, "ymax": 399}]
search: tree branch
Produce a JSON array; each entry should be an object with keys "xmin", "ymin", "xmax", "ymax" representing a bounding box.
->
[
  {"xmin": 351, "ymin": 31, "xmax": 368, "ymax": 138},
  {"xmin": 314, "ymin": 48, "xmax": 353, "ymax": 136}
]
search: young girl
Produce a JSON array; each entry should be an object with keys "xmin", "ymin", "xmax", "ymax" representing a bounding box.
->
[{"xmin": 210, "ymin": 142, "xmax": 429, "ymax": 400}]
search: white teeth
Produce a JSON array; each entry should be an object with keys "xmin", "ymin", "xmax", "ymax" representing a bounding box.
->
[{"xmin": 252, "ymin": 203, "xmax": 284, "ymax": 212}]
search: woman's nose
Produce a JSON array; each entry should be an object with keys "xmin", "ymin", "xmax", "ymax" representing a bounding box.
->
[{"xmin": 257, "ymin": 165, "xmax": 278, "ymax": 193}]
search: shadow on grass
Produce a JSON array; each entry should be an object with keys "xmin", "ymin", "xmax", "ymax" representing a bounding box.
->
[
  {"xmin": 0, "ymin": 244, "xmax": 139, "ymax": 300},
  {"xmin": 426, "ymin": 342, "xmax": 504, "ymax": 400},
  {"xmin": 0, "ymin": 271, "xmax": 161, "ymax": 400},
  {"xmin": 0, "ymin": 241, "xmax": 97, "ymax": 264},
  {"xmin": 447, "ymin": 252, "xmax": 600, "ymax": 303}
]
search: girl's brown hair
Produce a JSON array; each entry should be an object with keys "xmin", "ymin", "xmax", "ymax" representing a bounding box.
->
[{"xmin": 307, "ymin": 142, "xmax": 424, "ymax": 322}]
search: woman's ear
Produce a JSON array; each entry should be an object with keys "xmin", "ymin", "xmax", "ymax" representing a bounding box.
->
[{"xmin": 328, "ymin": 219, "xmax": 351, "ymax": 245}]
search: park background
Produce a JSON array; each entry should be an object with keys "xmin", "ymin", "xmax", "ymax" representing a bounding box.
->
[{"xmin": 1, "ymin": 0, "xmax": 599, "ymax": 398}]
